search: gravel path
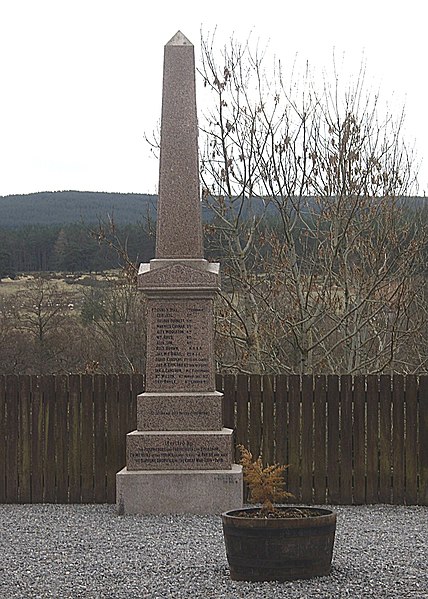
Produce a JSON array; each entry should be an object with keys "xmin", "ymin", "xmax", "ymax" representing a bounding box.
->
[{"xmin": 0, "ymin": 504, "xmax": 427, "ymax": 598}]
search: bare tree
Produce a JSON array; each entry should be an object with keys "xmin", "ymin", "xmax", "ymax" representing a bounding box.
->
[
  {"xmin": 199, "ymin": 34, "xmax": 427, "ymax": 374},
  {"xmin": 81, "ymin": 273, "xmax": 147, "ymax": 373},
  {"xmin": 16, "ymin": 275, "xmax": 73, "ymax": 374}
]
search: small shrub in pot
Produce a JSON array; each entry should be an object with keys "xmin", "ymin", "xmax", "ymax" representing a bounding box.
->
[{"xmin": 221, "ymin": 446, "xmax": 337, "ymax": 581}]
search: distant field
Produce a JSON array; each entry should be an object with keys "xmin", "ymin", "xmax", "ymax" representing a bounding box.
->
[{"xmin": 0, "ymin": 271, "xmax": 121, "ymax": 302}]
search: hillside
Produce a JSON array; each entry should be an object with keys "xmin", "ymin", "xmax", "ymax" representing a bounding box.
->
[
  {"xmin": 0, "ymin": 191, "xmax": 158, "ymax": 227},
  {"xmin": 1, "ymin": 190, "xmax": 426, "ymax": 229}
]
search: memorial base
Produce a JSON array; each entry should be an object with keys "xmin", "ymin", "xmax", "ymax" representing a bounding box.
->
[{"xmin": 116, "ymin": 464, "xmax": 243, "ymax": 515}]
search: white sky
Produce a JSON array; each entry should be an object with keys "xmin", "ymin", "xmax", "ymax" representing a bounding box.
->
[{"xmin": 0, "ymin": 0, "xmax": 427, "ymax": 197}]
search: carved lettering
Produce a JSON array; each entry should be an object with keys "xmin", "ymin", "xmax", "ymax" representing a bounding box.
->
[{"xmin": 146, "ymin": 299, "xmax": 213, "ymax": 391}]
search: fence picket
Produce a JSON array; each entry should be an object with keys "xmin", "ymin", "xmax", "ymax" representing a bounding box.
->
[
  {"xmin": 301, "ymin": 376, "xmax": 313, "ymax": 504},
  {"xmin": 392, "ymin": 375, "xmax": 405, "ymax": 504},
  {"xmin": 340, "ymin": 375, "xmax": 353, "ymax": 504},
  {"xmin": 419, "ymin": 376, "xmax": 428, "ymax": 505},
  {"xmin": 275, "ymin": 374, "xmax": 287, "ymax": 467},
  {"xmin": 106, "ymin": 375, "xmax": 119, "ymax": 503},
  {"xmin": 223, "ymin": 374, "xmax": 235, "ymax": 430},
  {"xmin": 249, "ymin": 375, "xmax": 262, "ymax": 460},
  {"xmin": 379, "ymin": 375, "xmax": 392, "ymax": 504},
  {"xmin": 19, "ymin": 376, "xmax": 31, "ymax": 503},
  {"xmin": 313, "ymin": 375, "xmax": 327, "ymax": 504},
  {"xmin": 366, "ymin": 375, "xmax": 379, "ymax": 503},
  {"xmin": 130, "ymin": 374, "xmax": 143, "ymax": 430},
  {"xmin": 5, "ymin": 375, "xmax": 18, "ymax": 502},
  {"xmin": 353, "ymin": 376, "xmax": 366, "ymax": 504},
  {"xmin": 81, "ymin": 375, "xmax": 94, "ymax": 503},
  {"xmin": 94, "ymin": 375, "xmax": 106, "ymax": 503},
  {"xmin": 288, "ymin": 375, "xmax": 300, "ymax": 500},
  {"xmin": 31, "ymin": 377, "xmax": 44, "ymax": 503},
  {"xmin": 68, "ymin": 375, "xmax": 81, "ymax": 503},
  {"xmin": 327, "ymin": 375, "xmax": 340, "ymax": 504},
  {"xmin": 405, "ymin": 375, "xmax": 417, "ymax": 504},
  {"xmin": 262, "ymin": 376, "xmax": 274, "ymax": 466},
  {"xmin": 118, "ymin": 375, "xmax": 131, "ymax": 471},
  {"xmin": 235, "ymin": 375, "xmax": 249, "ymax": 462},
  {"xmin": 55, "ymin": 375, "xmax": 68, "ymax": 503},
  {"xmin": 43, "ymin": 376, "xmax": 56, "ymax": 502}
]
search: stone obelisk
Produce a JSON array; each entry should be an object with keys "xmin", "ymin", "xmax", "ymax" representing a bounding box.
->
[{"xmin": 116, "ymin": 31, "xmax": 242, "ymax": 514}]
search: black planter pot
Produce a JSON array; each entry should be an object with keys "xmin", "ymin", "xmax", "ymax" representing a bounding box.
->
[{"xmin": 222, "ymin": 506, "xmax": 337, "ymax": 582}]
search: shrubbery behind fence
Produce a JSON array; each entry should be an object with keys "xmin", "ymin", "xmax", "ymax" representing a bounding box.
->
[{"xmin": 1, "ymin": 373, "xmax": 427, "ymax": 505}]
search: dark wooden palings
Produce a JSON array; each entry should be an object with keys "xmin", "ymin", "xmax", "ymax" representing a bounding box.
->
[
  {"xmin": 379, "ymin": 375, "xmax": 392, "ymax": 504},
  {"xmin": 0, "ymin": 376, "xmax": 6, "ymax": 502},
  {"xmin": 313, "ymin": 375, "xmax": 327, "ymax": 504},
  {"xmin": 353, "ymin": 376, "xmax": 366, "ymax": 504},
  {"xmin": 55, "ymin": 375, "xmax": 68, "ymax": 503},
  {"xmin": 0, "ymin": 372, "xmax": 424, "ymax": 505},
  {"xmin": 223, "ymin": 374, "xmax": 235, "ymax": 430},
  {"xmin": 418, "ymin": 376, "xmax": 428, "ymax": 505},
  {"xmin": 106, "ymin": 374, "xmax": 119, "ymax": 503},
  {"xmin": 5, "ymin": 375, "xmax": 19, "ymax": 503},
  {"xmin": 31, "ymin": 376, "xmax": 44, "ymax": 503},
  {"xmin": 235, "ymin": 374, "xmax": 249, "ymax": 462},
  {"xmin": 404, "ymin": 375, "xmax": 417, "ymax": 504},
  {"xmin": 118, "ymin": 374, "xmax": 131, "ymax": 470},
  {"xmin": 18, "ymin": 376, "xmax": 31, "ymax": 503},
  {"xmin": 340, "ymin": 375, "xmax": 353, "ymax": 504},
  {"xmin": 68, "ymin": 375, "xmax": 81, "ymax": 503},
  {"xmin": 249, "ymin": 375, "xmax": 262, "ymax": 460},
  {"xmin": 42, "ymin": 375, "xmax": 56, "ymax": 502},
  {"xmin": 327, "ymin": 375, "xmax": 340, "ymax": 504},
  {"xmin": 262, "ymin": 375, "xmax": 275, "ymax": 466},
  {"xmin": 275, "ymin": 374, "xmax": 287, "ymax": 467},
  {"xmin": 94, "ymin": 374, "xmax": 106, "ymax": 503},
  {"xmin": 80, "ymin": 375, "xmax": 94, "ymax": 503},
  {"xmin": 392, "ymin": 375, "xmax": 405, "ymax": 504},
  {"xmin": 366, "ymin": 375, "xmax": 379, "ymax": 503},
  {"xmin": 288, "ymin": 375, "xmax": 301, "ymax": 501}
]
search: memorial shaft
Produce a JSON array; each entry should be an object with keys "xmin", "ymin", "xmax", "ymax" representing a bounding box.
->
[{"xmin": 156, "ymin": 31, "xmax": 203, "ymax": 259}]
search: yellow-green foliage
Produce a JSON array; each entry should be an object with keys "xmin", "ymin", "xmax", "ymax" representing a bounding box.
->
[{"xmin": 238, "ymin": 445, "xmax": 293, "ymax": 514}]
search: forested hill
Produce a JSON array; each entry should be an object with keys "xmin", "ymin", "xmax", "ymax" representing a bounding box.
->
[
  {"xmin": 1, "ymin": 190, "xmax": 427, "ymax": 228},
  {"xmin": 0, "ymin": 191, "xmax": 158, "ymax": 227}
]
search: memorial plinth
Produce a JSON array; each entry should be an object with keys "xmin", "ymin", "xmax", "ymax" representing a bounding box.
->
[{"xmin": 116, "ymin": 31, "xmax": 242, "ymax": 514}]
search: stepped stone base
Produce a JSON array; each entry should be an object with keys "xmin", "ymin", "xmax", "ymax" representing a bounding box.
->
[
  {"xmin": 116, "ymin": 465, "xmax": 243, "ymax": 515},
  {"xmin": 137, "ymin": 391, "xmax": 223, "ymax": 431}
]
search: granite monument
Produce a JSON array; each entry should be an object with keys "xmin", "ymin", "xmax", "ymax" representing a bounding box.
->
[{"xmin": 116, "ymin": 31, "xmax": 243, "ymax": 514}]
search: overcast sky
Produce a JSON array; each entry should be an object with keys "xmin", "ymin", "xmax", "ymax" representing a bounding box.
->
[{"xmin": 0, "ymin": 0, "xmax": 426, "ymax": 197}]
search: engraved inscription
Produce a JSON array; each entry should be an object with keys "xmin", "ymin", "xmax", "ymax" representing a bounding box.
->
[
  {"xmin": 146, "ymin": 299, "xmax": 213, "ymax": 391},
  {"xmin": 127, "ymin": 436, "xmax": 231, "ymax": 470}
]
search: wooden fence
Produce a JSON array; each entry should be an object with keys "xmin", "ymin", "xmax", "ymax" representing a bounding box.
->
[{"xmin": 0, "ymin": 374, "xmax": 427, "ymax": 505}]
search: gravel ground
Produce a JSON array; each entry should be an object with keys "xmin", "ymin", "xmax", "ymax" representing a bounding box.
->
[{"xmin": 0, "ymin": 504, "xmax": 427, "ymax": 598}]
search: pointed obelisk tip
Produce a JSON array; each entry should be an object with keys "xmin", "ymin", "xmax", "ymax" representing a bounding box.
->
[{"xmin": 166, "ymin": 31, "xmax": 193, "ymax": 46}]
